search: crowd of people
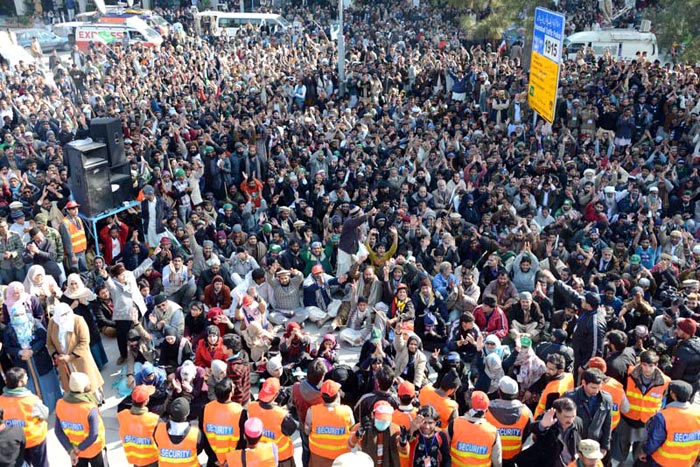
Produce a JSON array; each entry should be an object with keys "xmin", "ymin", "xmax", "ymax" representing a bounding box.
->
[{"xmin": 0, "ymin": 0, "xmax": 700, "ymax": 465}]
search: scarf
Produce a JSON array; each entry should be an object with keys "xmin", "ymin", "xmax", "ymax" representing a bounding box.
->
[
  {"xmin": 24, "ymin": 265, "xmax": 59, "ymax": 299},
  {"xmin": 53, "ymin": 302, "xmax": 75, "ymax": 353},
  {"xmin": 10, "ymin": 303, "xmax": 33, "ymax": 349},
  {"xmin": 4, "ymin": 281, "xmax": 28, "ymax": 310},
  {"xmin": 63, "ymin": 273, "xmax": 97, "ymax": 302},
  {"xmin": 391, "ymin": 297, "xmax": 407, "ymax": 319},
  {"xmin": 484, "ymin": 353, "xmax": 505, "ymax": 394},
  {"xmin": 514, "ymin": 347, "xmax": 546, "ymax": 391}
]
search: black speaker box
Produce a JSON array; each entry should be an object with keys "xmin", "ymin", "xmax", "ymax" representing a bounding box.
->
[
  {"xmin": 65, "ymin": 140, "xmax": 113, "ymax": 217},
  {"xmin": 90, "ymin": 117, "xmax": 126, "ymax": 167}
]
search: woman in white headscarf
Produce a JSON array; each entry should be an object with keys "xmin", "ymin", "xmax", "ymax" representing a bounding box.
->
[
  {"xmin": 3, "ymin": 302, "xmax": 62, "ymax": 411},
  {"xmin": 60, "ymin": 273, "xmax": 108, "ymax": 371},
  {"xmin": 46, "ymin": 302, "xmax": 104, "ymax": 399},
  {"xmin": 24, "ymin": 265, "xmax": 61, "ymax": 319}
]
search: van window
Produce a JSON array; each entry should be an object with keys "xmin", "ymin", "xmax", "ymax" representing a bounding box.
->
[
  {"xmin": 130, "ymin": 30, "xmax": 146, "ymax": 41},
  {"xmin": 566, "ymin": 42, "xmax": 584, "ymax": 55}
]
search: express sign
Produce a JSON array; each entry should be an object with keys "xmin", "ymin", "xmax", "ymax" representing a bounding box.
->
[{"xmin": 76, "ymin": 29, "xmax": 123, "ymax": 44}]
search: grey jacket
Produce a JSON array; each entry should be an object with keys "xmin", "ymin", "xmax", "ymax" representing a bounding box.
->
[{"xmin": 104, "ymin": 257, "xmax": 153, "ymax": 321}]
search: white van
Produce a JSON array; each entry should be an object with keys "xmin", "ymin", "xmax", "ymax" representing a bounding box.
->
[
  {"xmin": 73, "ymin": 17, "xmax": 163, "ymax": 50},
  {"xmin": 564, "ymin": 29, "xmax": 658, "ymax": 62},
  {"xmin": 196, "ymin": 11, "xmax": 291, "ymax": 37}
]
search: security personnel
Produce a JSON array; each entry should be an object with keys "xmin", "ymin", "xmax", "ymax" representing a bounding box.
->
[
  {"xmin": 392, "ymin": 381, "xmax": 419, "ymax": 467},
  {"xmin": 305, "ymin": 379, "xmax": 355, "ymax": 465},
  {"xmin": 535, "ymin": 353, "xmax": 574, "ymax": 418},
  {"xmin": 448, "ymin": 391, "xmax": 502, "ymax": 467},
  {"xmin": 614, "ymin": 350, "xmax": 670, "ymax": 464},
  {"xmin": 154, "ymin": 397, "xmax": 202, "ymax": 467},
  {"xmin": 485, "ymin": 377, "xmax": 532, "ymax": 466},
  {"xmin": 248, "ymin": 378, "xmax": 297, "ymax": 467},
  {"xmin": 226, "ymin": 417, "xmax": 278, "ymax": 467},
  {"xmin": 59, "ymin": 200, "xmax": 88, "ymax": 271},
  {"xmin": 568, "ymin": 439, "xmax": 606, "ymax": 467},
  {"xmin": 641, "ymin": 380, "xmax": 700, "ymax": 467},
  {"xmin": 202, "ymin": 378, "xmax": 245, "ymax": 466},
  {"xmin": 117, "ymin": 385, "xmax": 159, "ymax": 467},
  {"xmin": 55, "ymin": 372, "xmax": 106, "ymax": 466},
  {"xmin": 587, "ymin": 357, "xmax": 629, "ymax": 431},
  {"xmin": 418, "ymin": 370, "xmax": 460, "ymax": 428},
  {"xmin": 0, "ymin": 367, "xmax": 49, "ymax": 467}
]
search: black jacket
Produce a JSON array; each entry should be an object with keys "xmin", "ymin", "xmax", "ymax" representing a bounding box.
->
[
  {"xmin": 671, "ymin": 336, "xmax": 700, "ymax": 392},
  {"xmin": 519, "ymin": 417, "xmax": 583, "ymax": 467},
  {"xmin": 563, "ymin": 386, "xmax": 613, "ymax": 450},
  {"xmin": 554, "ymin": 281, "xmax": 607, "ymax": 371},
  {"xmin": 605, "ymin": 347, "xmax": 637, "ymax": 384}
]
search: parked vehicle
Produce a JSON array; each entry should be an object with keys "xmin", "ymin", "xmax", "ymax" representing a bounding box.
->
[
  {"xmin": 196, "ymin": 11, "xmax": 291, "ymax": 37},
  {"xmin": 15, "ymin": 28, "xmax": 70, "ymax": 51},
  {"xmin": 564, "ymin": 29, "xmax": 658, "ymax": 62}
]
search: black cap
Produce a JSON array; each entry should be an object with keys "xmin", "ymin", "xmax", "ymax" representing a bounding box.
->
[
  {"xmin": 154, "ymin": 294, "xmax": 168, "ymax": 306},
  {"xmin": 584, "ymin": 292, "xmax": 601, "ymax": 308},
  {"xmin": 669, "ymin": 380, "xmax": 693, "ymax": 403},
  {"xmin": 169, "ymin": 397, "xmax": 190, "ymax": 422}
]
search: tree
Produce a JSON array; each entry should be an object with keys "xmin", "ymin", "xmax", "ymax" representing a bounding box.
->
[
  {"xmin": 453, "ymin": 0, "xmax": 553, "ymax": 54},
  {"xmin": 648, "ymin": 0, "xmax": 700, "ymax": 63}
]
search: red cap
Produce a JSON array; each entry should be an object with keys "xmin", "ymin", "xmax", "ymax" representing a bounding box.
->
[
  {"xmin": 65, "ymin": 200, "xmax": 80, "ymax": 209},
  {"xmin": 257, "ymin": 377, "xmax": 280, "ymax": 403},
  {"xmin": 131, "ymin": 384, "xmax": 155, "ymax": 404},
  {"xmin": 320, "ymin": 379, "xmax": 341, "ymax": 397},
  {"xmin": 311, "ymin": 264, "xmax": 324, "ymax": 275},
  {"xmin": 373, "ymin": 401, "xmax": 394, "ymax": 421},
  {"xmin": 587, "ymin": 357, "xmax": 607, "ymax": 373},
  {"xmin": 397, "ymin": 381, "xmax": 415, "ymax": 397},
  {"xmin": 678, "ymin": 318, "xmax": 697, "ymax": 337},
  {"xmin": 471, "ymin": 391, "xmax": 489, "ymax": 412}
]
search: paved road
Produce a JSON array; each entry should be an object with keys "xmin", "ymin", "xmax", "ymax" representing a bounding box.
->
[{"xmin": 45, "ymin": 322, "xmax": 361, "ymax": 466}]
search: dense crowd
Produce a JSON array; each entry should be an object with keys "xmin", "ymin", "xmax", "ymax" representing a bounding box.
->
[{"xmin": 0, "ymin": 0, "xmax": 700, "ymax": 466}]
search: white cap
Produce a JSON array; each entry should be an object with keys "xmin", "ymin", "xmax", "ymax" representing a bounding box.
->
[{"xmin": 604, "ymin": 186, "xmax": 615, "ymax": 194}]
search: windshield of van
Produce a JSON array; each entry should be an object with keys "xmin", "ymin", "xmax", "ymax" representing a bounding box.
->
[
  {"xmin": 142, "ymin": 26, "xmax": 161, "ymax": 40},
  {"xmin": 151, "ymin": 16, "xmax": 169, "ymax": 27},
  {"xmin": 565, "ymin": 40, "xmax": 584, "ymax": 55},
  {"xmin": 277, "ymin": 16, "xmax": 291, "ymax": 28}
]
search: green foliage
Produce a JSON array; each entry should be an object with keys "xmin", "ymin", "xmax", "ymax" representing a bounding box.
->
[
  {"xmin": 453, "ymin": 0, "xmax": 550, "ymax": 43},
  {"xmin": 648, "ymin": 0, "xmax": 700, "ymax": 63}
]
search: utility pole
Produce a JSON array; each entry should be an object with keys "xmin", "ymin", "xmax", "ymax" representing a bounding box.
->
[{"xmin": 337, "ymin": 0, "xmax": 345, "ymax": 97}]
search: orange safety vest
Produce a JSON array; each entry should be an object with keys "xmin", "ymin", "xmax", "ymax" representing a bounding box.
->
[
  {"xmin": 650, "ymin": 405, "xmax": 700, "ymax": 466},
  {"xmin": 419, "ymin": 385, "xmax": 458, "ymax": 429},
  {"xmin": 393, "ymin": 407, "xmax": 418, "ymax": 467},
  {"xmin": 154, "ymin": 422, "xmax": 199, "ymax": 467},
  {"xmin": 624, "ymin": 367, "xmax": 670, "ymax": 423},
  {"xmin": 62, "ymin": 217, "xmax": 87, "ymax": 254},
  {"xmin": 602, "ymin": 378, "xmax": 625, "ymax": 430},
  {"xmin": 308, "ymin": 404, "xmax": 353, "ymax": 459},
  {"xmin": 225, "ymin": 442, "xmax": 278, "ymax": 467},
  {"xmin": 535, "ymin": 373, "xmax": 574, "ymax": 418},
  {"xmin": 248, "ymin": 401, "xmax": 294, "ymax": 461},
  {"xmin": 117, "ymin": 409, "xmax": 159, "ymax": 466},
  {"xmin": 55, "ymin": 399, "xmax": 105, "ymax": 459},
  {"xmin": 202, "ymin": 400, "xmax": 243, "ymax": 463},
  {"xmin": 450, "ymin": 418, "xmax": 498, "ymax": 467},
  {"xmin": 0, "ymin": 393, "xmax": 47, "ymax": 448},
  {"xmin": 484, "ymin": 405, "xmax": 531, "ymax": 460}
]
